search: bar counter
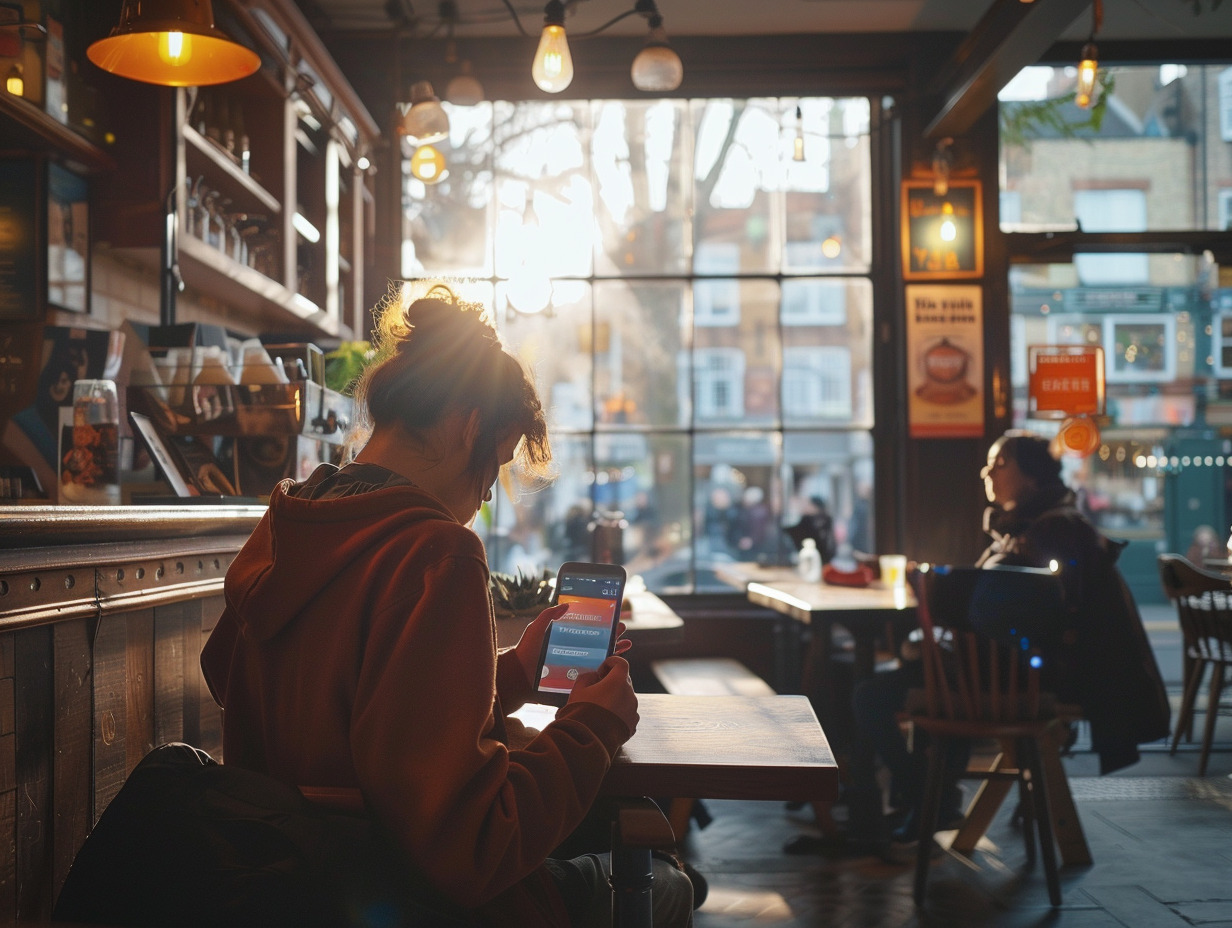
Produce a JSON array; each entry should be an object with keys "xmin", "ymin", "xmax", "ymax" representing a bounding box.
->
[{"xmin": 0, "ymin": 503, "xmax": 266, "ymax": 922}]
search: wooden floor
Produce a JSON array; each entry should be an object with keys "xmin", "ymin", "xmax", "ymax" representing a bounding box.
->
[{"xmin": 682, "ymin": 727, "xmax": 1232, "ymax": 927}]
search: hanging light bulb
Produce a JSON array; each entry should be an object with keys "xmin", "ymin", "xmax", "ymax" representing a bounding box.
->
[
  {"xmin": 445, "ymin": 60, "xmax": 485, "ymax": 106},
  {"xmin": 87, "ymin": 0, "xmax": 259, "ymax": 87},
  {"xmin": 1074, "ymin": 0, "xmax": 1102, "ymax": 110},
  {"xmin": 939, "ymin": 202, "xmax": 957, "ymax": 243},
  {"xmin": 532, "ymin": 0, "xmax": 573, "ymax": 94},
  {"xmin": 932, "ymin": 137, "xmax": 953, "ymax": 196},
  {"xmin": 792, "ymin": 106, "xmax": 805, "ymax": 162},
  {"xmin": 401, "ymin": 80, "xmax": 450, "ymax": 145},
  {"xmin": 5, "ymin": 63, "xmax": 22, "ymax": 97},
  {"xmin": 1074, "ymin": 42, "xmax": 1099, "ymax": 110},
  {"xmin": 630, "ymin": 12, "xmax": 682, "ymax": 92},
  {"xmin": 409, "ymin": 144, "xmax": 448, "ymax": 185}
]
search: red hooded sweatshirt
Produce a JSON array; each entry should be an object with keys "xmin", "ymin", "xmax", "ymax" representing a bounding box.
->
[{"xmin": 201, "ymin": 471, "xmax": 630, "ymax": 924}]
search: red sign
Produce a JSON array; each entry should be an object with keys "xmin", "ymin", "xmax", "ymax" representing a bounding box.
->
[{"xmin": 1028, "ymin": 346, "xmax": 1105, "ymax": 418}]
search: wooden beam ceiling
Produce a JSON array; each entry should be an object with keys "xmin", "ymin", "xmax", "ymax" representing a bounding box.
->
[{"xmin": 922, "ymin": 0, "xmax": 1092, "ymax": 140}]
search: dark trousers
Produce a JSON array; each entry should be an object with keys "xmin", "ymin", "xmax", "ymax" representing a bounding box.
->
[{"xmin": 847, "ymin": 663, "xmax": 970, "ymax": 841}]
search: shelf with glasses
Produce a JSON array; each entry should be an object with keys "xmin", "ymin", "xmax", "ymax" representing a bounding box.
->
[{"xmin": 183, "ymin": 124, "xmax": 282, "ymax": 216}]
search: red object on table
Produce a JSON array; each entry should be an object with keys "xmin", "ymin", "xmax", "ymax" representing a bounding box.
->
[{"xmin": 822, "ymin": 563, "xmax": 875, "ymax": 587}]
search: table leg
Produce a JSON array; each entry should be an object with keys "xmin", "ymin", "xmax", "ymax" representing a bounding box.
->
[{"xmin": 610, "ymin": 799, "xmax": 677, "ymax": 928}]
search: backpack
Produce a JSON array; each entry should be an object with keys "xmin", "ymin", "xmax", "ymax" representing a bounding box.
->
[{"xmin": 54, "ymin": 742, "xmax": 476, "ymax": 927}]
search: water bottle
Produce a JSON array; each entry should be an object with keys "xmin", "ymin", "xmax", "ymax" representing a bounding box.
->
[
  {"xmin": 62, "ymin": 379, "xmax": 120, "ymax": 505},
  {"xmin": 797, "ymin": 537, "xmax": 822, "ymax": 582}
]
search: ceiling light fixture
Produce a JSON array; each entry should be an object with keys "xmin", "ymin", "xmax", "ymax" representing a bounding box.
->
[
  {"xmin": 87, "ymin": 0, "xmax": 259, "ymax": 87},
  {"xmin": 400, "ymin": 80, "xmax": 450, "ymax": 144},
  {"xmin": 532, "ymin": 0, "xmax": 573, "ymax": 93},
  {"xmin": 1074, "ymin": 0, "xmax": 1102, "ymax": 110},
  {"xmin": 630, "ymin": 2, "xmax": 682, "ymax": 92},
  {"xmin": 445, "ymin": 59, "xmax": 485, "ymax": 106},
  {"xmin": 440, "ymin": 5, "xmax": 485, "ymax": 105}
]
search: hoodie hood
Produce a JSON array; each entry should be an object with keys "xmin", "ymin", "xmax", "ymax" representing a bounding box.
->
[{"xmin": 224, "ymin": 478, "xmax": 470, "ymax": 643}]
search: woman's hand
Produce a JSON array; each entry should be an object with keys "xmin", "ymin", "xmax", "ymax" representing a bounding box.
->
[
  {"xmin": 512, "ymin": 603, "xmax": 569, "ymax": 689},
  {"xmin": 568, "ymin": 655, "xmax": 639, "ymax": 735}
]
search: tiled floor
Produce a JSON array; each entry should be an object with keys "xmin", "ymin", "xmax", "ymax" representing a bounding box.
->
[{"xmin": 680, "ymin": 606, "xmax": 1232, "ymax": 927}]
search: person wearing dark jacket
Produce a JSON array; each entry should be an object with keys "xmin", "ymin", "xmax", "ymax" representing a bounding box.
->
[{"xmin": 806, "ymin": 430, "xmax": 1169, "ymax": 861}]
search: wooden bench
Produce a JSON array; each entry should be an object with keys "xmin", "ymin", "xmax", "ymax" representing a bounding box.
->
[{"xmin": 651, "ymin": 657, "xmax": 777, "ymax": 698}]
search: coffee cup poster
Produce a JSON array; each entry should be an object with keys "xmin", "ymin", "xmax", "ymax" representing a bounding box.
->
[{"xmin": 906, "ymin": 285, "xmax": 984, "ymax": 438}]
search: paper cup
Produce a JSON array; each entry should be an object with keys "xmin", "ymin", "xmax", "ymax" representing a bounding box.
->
[{"xmin": 879, "ymin": 554, "xmax": 907, "ymax": 589}]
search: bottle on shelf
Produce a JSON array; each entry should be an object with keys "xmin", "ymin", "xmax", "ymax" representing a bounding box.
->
[
  {"xmin": 62, "ymin": 379, "xmax": 121, "ymax": 505},
  {"xmin": 232, "ymin": 98, "xmax": 250, "ymax": 174},
  {"xmin": 797, "ymin": 537, "xmax": 822, "ymax": 582}
]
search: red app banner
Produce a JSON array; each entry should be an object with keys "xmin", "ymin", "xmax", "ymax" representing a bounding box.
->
[{"xmin": 538, "ymin": 593, "xmax": 617, "ymax": 694}]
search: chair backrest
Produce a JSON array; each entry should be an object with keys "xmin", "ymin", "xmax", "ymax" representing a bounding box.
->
[
  {"xmin": 1157, "ymin": 554, "xmax": 1232, "ymax": 663},
  {"xmin": 912, "ymin": 565, "xmax": 1067, "ymax": 724}
]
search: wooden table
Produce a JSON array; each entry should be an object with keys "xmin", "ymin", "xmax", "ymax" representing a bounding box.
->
[
  {"xmin": 514, "ymin": 693, "xmax": 837, "ymax": 927},
  {"xmin": 514, "ymin": 693, "xmax": 837, "ymax": 803},
  {"xmin": 718, "ymin": 563, "xmax": 917, "ymax": 734}
]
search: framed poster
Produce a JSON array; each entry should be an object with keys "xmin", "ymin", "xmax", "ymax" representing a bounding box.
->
[
  {"xmin": 1103, "ymin": 314, "xmax": 1175, "ymax": 383},
  {"xmin": 906, "ymin": 284, "xmax": 984, "ymax": 438},
  {"xmin": 47, "ymin": 162, "xmax": 89, "ymax": 313},
  {"xmin": 901, "ymin": 180, "xmax": 983, "ymax": 280},
  {"xmin": 0, "ymin": 160, "xmax": 39, "ymax": 320}
]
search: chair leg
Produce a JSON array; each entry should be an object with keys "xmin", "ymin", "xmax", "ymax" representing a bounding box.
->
[
  {"xmin": 1172, "ymin": 657, "xmax": 1206, "ymax": 755},
  {"xmin": 913, "ymin": 736, "xmax": 948, "ymax": 908},
  {"xmin": 1198, "ymin": 663, "xmax": 1226, "ymax": 777},
  {"xmin": 1021, "ymin": 737, "xmax": 1061, "ymax": 907},
  {"xmin": 1015, "ymin": 763, "xmax": 1035, "ymax": 867}
]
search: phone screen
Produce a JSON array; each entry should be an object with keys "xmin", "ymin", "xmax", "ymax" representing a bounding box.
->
[{"xmin": 537, "ymin": 564, "xmax": 626, "ymax": 697}]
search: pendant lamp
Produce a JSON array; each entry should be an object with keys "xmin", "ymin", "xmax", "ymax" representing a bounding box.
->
[
  {"xmin": 88, "ymin": 0, "xmax": 260, "ymax": 87},
  {"xmin": 401, "ymin": 81, "xmax": 450, "ymax": 144}
]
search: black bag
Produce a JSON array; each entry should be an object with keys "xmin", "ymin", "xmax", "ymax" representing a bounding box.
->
[{"xmin": 54, "ymin": 743, "xmax": 476, "ymax": 927}]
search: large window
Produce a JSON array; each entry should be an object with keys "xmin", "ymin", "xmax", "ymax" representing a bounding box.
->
[
  {"xmin": 402, "ymin": 97, "xmax": 874, "ymax": 592},
  {"xmin": 1001, "ymin": 62, "xmax": 1232, "ymax": 604}
]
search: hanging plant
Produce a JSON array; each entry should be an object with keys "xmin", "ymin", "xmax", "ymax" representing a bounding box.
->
[{"xmin": 1000, "ymin": 71, "xmax": 1117, "ymax": 150}]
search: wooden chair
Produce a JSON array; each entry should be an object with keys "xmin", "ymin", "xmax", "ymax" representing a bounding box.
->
[
  {"xmin": 1157, "ymin": 554, "xmax": 1232, "ymax": 776},
  {"xmin": 908, "ymin": 565, "xmax": 1082, "ymax": 909}
]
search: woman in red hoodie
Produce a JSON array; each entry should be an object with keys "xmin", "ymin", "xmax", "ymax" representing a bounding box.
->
[{"xmin": 201, "ymin": 282, "xmax": 692, "ymax": 927}]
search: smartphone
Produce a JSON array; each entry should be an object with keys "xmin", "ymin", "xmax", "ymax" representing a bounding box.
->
[{"xmin": 535, "ymin": 562, "xmax": 627, "ymax": 703}]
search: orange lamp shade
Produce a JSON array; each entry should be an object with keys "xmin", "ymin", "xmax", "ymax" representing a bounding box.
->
[{"xmin": 87, "ymin": 0, "xmax": 260, "ymax": 87}]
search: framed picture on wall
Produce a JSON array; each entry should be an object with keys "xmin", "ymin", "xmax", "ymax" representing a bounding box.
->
[
  {"xmin": 900, "ymin": 179, "xmax": 983, "ymax": 280},
  {"xmin": 47, "ymin": 162, "xmax": 89, "ymax": 313},
  {"xmin": 0, "ymin": 160, "xmax": 40, "ymax": 320},
  {"xmin": 1103, "ymin": 314, "xmax": 1175, "ymax": 383}
]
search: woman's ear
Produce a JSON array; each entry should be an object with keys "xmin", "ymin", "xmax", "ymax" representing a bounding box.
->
[{"xmin": 460, "ymin": 409, "xmax": 482, "ymax": 455}]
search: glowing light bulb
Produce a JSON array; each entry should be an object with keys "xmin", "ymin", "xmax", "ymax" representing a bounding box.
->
[
  {"xmin": 821, "ymin": 235, "xmax": 841, "ymax": 259},
  {"xmin": 5, "ymin": 64, "xmax": 22, "ymax": 96},
  {"xmin": 533, "ymin": 23, "xmax": 572, "ymax": 92},
  {"xmin": 1075, "ymin": 42, "xmax": 1098, "ymax": 110},
  {"xmin": 158, "ymin": 30, "xmax": 192, "ymax": 67},
  {"xmin": 409, "ymin": 144, "xmax": 447, "ymax": 185},
  {"xmin": 939, "ymin": 202, "xmax": 956, "ymax": 242}
]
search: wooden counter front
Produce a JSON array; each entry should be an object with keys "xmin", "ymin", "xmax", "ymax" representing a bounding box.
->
[{"xmin": 0, "ymin": 505, "xmax": 264, "ymax": 923}]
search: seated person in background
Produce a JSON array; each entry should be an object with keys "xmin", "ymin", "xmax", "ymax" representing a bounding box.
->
[
  {"xmin": 201, "ymin": 282, "xmax": 693, "ymax": 927},
  {"xmin": 828, "ymin": 430, "xmax": 1170, "ymax": 860}
]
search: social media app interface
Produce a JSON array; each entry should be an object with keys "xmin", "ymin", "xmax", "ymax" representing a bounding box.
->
[{"xmin": 538, "ymin": 572, "xmax": 623, "ymax": 695}]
